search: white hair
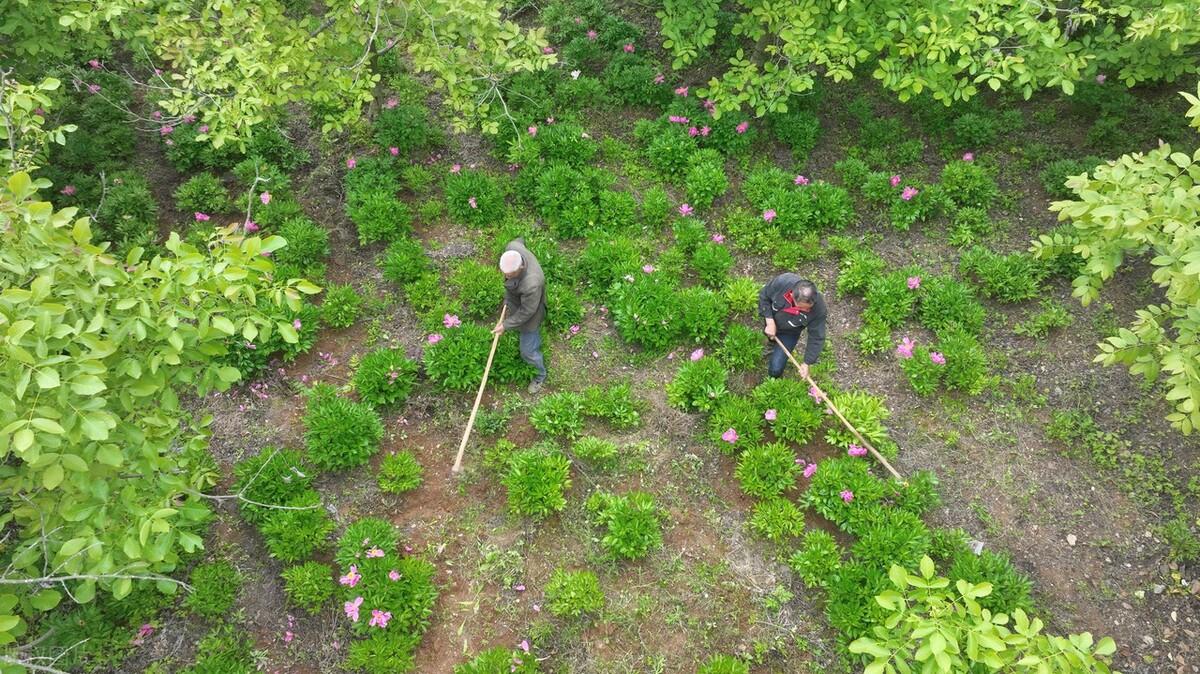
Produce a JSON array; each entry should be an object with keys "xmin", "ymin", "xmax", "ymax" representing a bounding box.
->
[{"xmin": 499, "ymin": 250, "xmax": 523, "ymax": 273}]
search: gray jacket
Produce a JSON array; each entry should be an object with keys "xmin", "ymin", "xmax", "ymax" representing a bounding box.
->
[
  {"xmin": 502, "ymin": 239, "xmax": 546, "ymax": 332},
  {"xmin": 757, "ymin": 273, "xmax": 827, "ymax": 365}
]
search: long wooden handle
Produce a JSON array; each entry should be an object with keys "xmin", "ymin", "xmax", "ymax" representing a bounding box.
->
[
  {"xmin": 451, "ymin": 305, "xmax": 507, "ymax": 474},
  {"xmin": 771, "ymin": 336, "xmax": 904, "ymax": 481}
]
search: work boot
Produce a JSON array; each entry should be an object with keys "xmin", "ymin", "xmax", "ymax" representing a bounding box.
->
[{"xmin": 528, "ymin": 378, "xmax": 545, "ymax": 394}]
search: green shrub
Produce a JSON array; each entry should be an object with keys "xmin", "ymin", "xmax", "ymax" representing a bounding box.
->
[
  {"xmin": 603, "ymin": 53, "xmax": 669, "ymax": 106},
  {"xmin": 275, "ymin": 217, "xmax": 330, "ymax": 271},
  {"xmin": 772, "ymin": 109, "xmax": 820, "ymax": 161},
  {"xmin": 1014, "ymin": 299, "xmax": 1074, "ymax": 338},
  {"xmin": 684, "ymin": 150, "xmax": 728, "ymax": 210},
  {"xmin": 260, "ymin": 490, "xmax": 336, "ymax": 561},
  {"xmin": 610, "ymin": 274, "xmax": 681, "ymax": 352},
  {"xmin": 889, "ymin": 470, "xmax": 942, "ymax": 517},
  {"xmin": 253, "ymin": 195, "xmax": 306, "ymax": 230},
  {"xmin": 347, "ymin": 191, "xmax": 412, "ymax": 245},
  {"xmin": 824, "ymin": 390, "xmax": 892, "ymax": 453},
  {"xmin": 353, "ymin": 348, "xmax": 418, "ymax": 407},
  {"xmin": 282, "ymin": 561, "xmax": 334, "ymax": 615},
  {"xmin": 581, "ymin": 383, "xmax": 642, "ymax": 429},
  {"xmin": 940, "ymin": 161, "xmax": 999, "ymax": 210},
  {"xmin": 503, "ymin": 449, "xmax": 572, "ymax": 518},
  {"xmin": 577, "ymin": 234, "xmax": 642, "ymax": 297},
  {"xmin": 801, "ymin": 456, "xmax": 887, "ymax": 528},
  {"xmin": 697, "ymin": 654, "xmax": 750, "ymax": 674},
  {"xmin": 735, "ymin": 442, "xmax": 799, "ymax": 498},
  {"xmin": 455, "ymin": 648, "xmax": 540, "ymax": 674},
  {"xmin": 246, "ymin": 124, "xmax": 309, "ymax": 170},
  {"xmin": 380, "ymin": 237, "xmax": 430, "ymax": 285},
  {"xmin": 304, "ymin": 393, "xmax": 383, "ymax": 470},
  {"xmin": 174, "ymin": 173, "xmax": 231, "ymax": 215},
  {"xmin": 788, "ymin": 530, "xmax": 841, "ymax": 588},
  {"xmin": 586, "ymin": 490, "xmax": 663, "ymax": 560},
  {"xmin": 647, "ymin": 130, "xmax": 697, "ymax": 182},
  {"xmin": 863, "ymin": 271, "xmax": 918, "ymax": 328},
  {"xmin": 335, "ymin": 517, "xmax": 399, "ymax": 566},
  {"xmin": 692, "ymin": 241, "xmax": 733, "ymax": 288},
  {"xmin": 320, "ymin": 283, "xmax": 363, "ymax": 328},
  {"xmin": 572, "ymin": 436, "xmax": 620, "ymax": 466},
  {"xmin": 546, "ymin": 283, "xmax": 585, "ymax": 334},
  {"xmin": 424, "ymin": 325, "xmax": 535, "ymax": 390},
  {"xmin": 401, "ymin": 165, "xmax": 436, "ymax": 195},
  {"xmin": 185, "ymin": 560, "xmax": 240, "ymax": 620},
  {"xmin": 937, "ymin": 330, "xmax": 988, "ymax": 394},
  {"xmin": 95, "ymin": 172, "xmax": 158, "ymax": 244},
  {"xmin": 345, "ymin": 631, "xmax": 420, "ymax": 674},
  {"xmin": 772, "ymin": 398, "xmax": 825, "ymax": 445},
  {"xmin": 748, "ymin": 498, "xmax": 805, "ymax": 544},
  {"xmin": 951, "ymin": 112, "xmax": 998, "ymax": 148},
  {"xmin": 375, "ymin": 103, "xmax": 437, "ymax": 155},
  {"xmin": 959, "ymin": 245, "xmax": 1046, "ymax": 302},
  {"xmin": 716, "ymin": 323, "xmax": 762, "ymax": 372},
  {"xmin": 231, "ymin": 448, "xmax": 315, "ymax": 525},
  {"xmin": 676, "ymin": 286, "xmax": 729, "ymax": 345},
  {"xmin": 446, "ymin": 170, "xmax": 505, "ymax": 228},
  {"xmin": 722, "ymin": 277, "xmax": 759, "ymax": 313},
  {"xmin": 855, "ymin": 319, "xmax": 893, "ymax": 357},
  {"xmin": 450, "ymin": 260, "xmax": 505, "ymax": 321},
  {"xmin": 948, "ymin": 206, "xmax": 996, "ymax": 248},
  {"xmin": 1158, "ymin": 514, "xmax": 1200, "ymax": 563},
  {"xmin": 851, "ymin": 508, "xmax": 931, "ymax": 571},
  {"xmin": 641, "ymin": 185, "xmax": 671, "ymax": 228},
  {"xmin": 1039, "ymin": 156, "xmax": 1102, "ymax": 199},
  {"xmin": 545, "ymin": 568, "xmax": 604, "ymax": 618},
  {"xmin": 837, "ymin": 249, "xmax": 887, "ymax": 296},
  {"xmin": 599, "ymin": 189, "xmax": 638, "ymax": 231},
  {"xmin": 824, "ymin": 561, "xmax": 890, "ymax": 639},
  {"xmin": 947, "ymin": 548, "xmax": 1033, "ymax": 614},
  {"xmin": 666, "ymin": 357, "xmax": 729, "ymax": 412},
  {"xmin": 706, "ymin": 395, "xmax": 765, "ymax": 453},
  {"xmin": 378, "ymin": 451, "xmax": 424, "ymax": 494},
  {"xmin": 801, "ymin": 181, "xmax": 854, "ymax": 232},
  {"xmin": 181, "ymin": 626, "xmax": 256, "ymax": 674},
  {"xmin": 232, "ymin": 157, "xmax": 291, "ymax": 200},
  {"xmin": 529, "ymin": 392, "xmax": 586, "ymax": 439},
  {"xmin": 917, "ymin": 276, "xmax": 985, "ymax": 336},
  {"xmin": 834, "ymin": 156, "xmax": 871, "ymax": 192}
]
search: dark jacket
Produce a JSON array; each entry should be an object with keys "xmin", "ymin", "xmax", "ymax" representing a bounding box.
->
[
  {"xmin": 502, "ymin": 239, "xmax": 546, "ymax": 332},
  {"xmin": 757, "ymin": 273, "xmax": 827, "ymax": 365}
]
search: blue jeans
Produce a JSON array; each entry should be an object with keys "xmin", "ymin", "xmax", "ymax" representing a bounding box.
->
[
  {"xmin": 767, "ymin": 331, "xmax": 801, "ymax": 378},
  {"xmin": 519, "ymin": 329, "xmax": 547, "ymax": 382}
]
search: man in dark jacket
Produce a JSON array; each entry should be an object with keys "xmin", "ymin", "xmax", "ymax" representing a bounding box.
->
[
  {"xmin": 494, "ymin": 239, "xmax": 548, "ymax": 393},
  {"xmin": 757, "ymin": 274, "xmax": 827, "ymax": 379}
]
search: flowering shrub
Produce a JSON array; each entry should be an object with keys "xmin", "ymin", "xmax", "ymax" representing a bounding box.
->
[
  {"xmin": 837, "ymin": 249, "xmax": 887, "ymax": 296},
  {"xmin": 423, "ymin": 324, "xmax": 534, "ymax": 390},
  {"xmin": 260, "ymin": 490, "xmax": 336, "ymax": 561},
  {"xmin": 335, "ymin": 518, "xmax": 399, "ymax": 567},
  {"xmin": 706, "ymin": 110, "xmax": 757, "ymax": 155},
  {"xmin": 449, "ymin": 260, "xmax": 505, "ymax": 321},
  {"xmin": 446, "ymin": 169, "xmax": 505, "ymax": 228},
  {"xmin": 586, "ymin": 490, "xmax": 663, "ymax": 560},
  {"xmin": 337, "ymin": 548, "xmax": 438, "ymax": 646},
  {"xmin": 455, "ymin": 647, "xmax": 540, "ymax": 674},
  {"xmin": 706, "ymin": 395, "xmax": 765, "ymax": 453},
  {"xmin": 863, "ymin": 271, "xmax": 918, "ymax": 328},
  {"xmin": 253, "ymin": 195, "xmax": 306, "ymax": 230},
  {"xmin": 274, "ymin": 216, "xmax": 330, "ymax": 273},
  {"xmin": 850, "ymin": 508, "xmax": 931, "ymax": 572},
  {"xmin": 691, "ymin": 241, "xmax": 733, "ymax": 288},
  {"xmin": 601, "ymin": 55, "xmax": 667, "ymax": 106},
  {"xmin": 672, "ymin": 215, "xmax": 709, "ymax": 253},
  {"xmin": 938, "ymin": 329, "xmax": 989, "ymax": 394},
  {"xmin": 676, "ymin": 286, "xmax": 729, "ymax": 344},
  {"xmin": 545, "ymin": 568, "xmax": 605, "ymax": 618},
  {"xmin": 772, "ymin": 398, "xmax": 825, "ymax": 445},
  {"xmin": 233, "ymin": 158, "xmax": 292, "ymax": 201},
  {"xmin": 888, "ymin": 182, "xmax": 943, "ymax": 230},
  {"xmin": 174, "ymin": 173, "xmax": 232, "ymax": 215},
  {"xmin": 916, "ymin": 276, "xmax": 985, "ymax": 336},
  {"xmin": 801, "ymin": 456, "xmax": 887, "ymax": 528},
  {"xmin": 581, "ymin": 383, "xmax": 642, "ymax": 429},
  {"xmin": 380, "ymin": 237, "xmax": 430, "ymax": 286},
  {"xmin": 282, "ymin": 561, "xmax": 335, "ymax": 615},
  {"xmin": 572, "ymin": 436, "xmax": 620, "ymax": 467},
  {"xmin": 748, "ymin": 498, "xmax": 805, "ymax": 544},
  {"xmin": 232, "ymin": 448, "xmax": 315, "ymax": 526},
  {"xmin": 304, "ymin": 392, "xmax": 383, "ymax": 470},
  {"xmin": 578, "ymin": 234, "xmax": 643, "ymax": 298},
  {"xmin": 530, "ymin": 392, "xmax": 586, "ymax": 439},
  {"xmin": 378, "ymin": 451, "xmax": 424, "ymax": 494},
  {"xmin": 546, "ymin": 283, "xmax": 585, "ymax": 334},
  {"xmin": 861, "ymin": 171, "xmax": 898, "ymax": 205},
  {"xmin": 610, "ymin": 274, "xmax": 681, "ymax": 352},
  {"xmin": 666, "ymin": 357, "xmax": 728, "ymax": 412},
  {"xmin": 788, "ymin": 530, "xmax": 842, "ymax": 588},
  {"xmin": 735, "ymin": 442, "xmax": 800, "ymax": 498},
  {"xmin": 959, "ymin": 245, "xmax": 1046, "ymax": 302},
  {"xmin": 900, "ymin": 345, "xmax": 945, "ymax": 396},
  {"xmin": 697, "ymin": 655, "xmax": 750, "ymax": 674},
  {"xmin": 684, "ymin": 149, "xmax": 728, "ymax": 209},
  {"xmin": 353, "ymin": 348, "xmax": 419, "ymax": 407},
  {"xmin": 184, "ymin": 560, "xmax": 240, "ymax": 620},
  {"xmin": 321, "ymin": 283, "xmax": 363, "ymax": 328},
  {"xmin": 824, "ymin": 390, "xmax": 893, "ymax": 454},
  {"xmin": 801, "ymin": 181, "xmax": 855, "ymax": 232},
  {"xmin": 939, "ymin": 160, "xmax": 999, "ymax": 210},
  {"xmin": 374, "ymin": 103, "xmax": 439, "ymax": 156},
  {"xmin": 717, "ymin": 323, "xmax": 762, "ymax": 372},
  {"xmin": 503, "ymin": 448, "xmax": 572, "ymax": 518},
  {"xmin": 647, "ymin": 129, "xmax": 697, "ymax": 182}
]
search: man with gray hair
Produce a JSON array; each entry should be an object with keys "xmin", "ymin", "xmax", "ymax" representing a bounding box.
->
[
  {"xmin": 757, "ymin": 274, "xmax": 827, "ymax": 379},
  {"xmin": 494, "ymin": 239, "xmax": 548, "ymax": 393}
]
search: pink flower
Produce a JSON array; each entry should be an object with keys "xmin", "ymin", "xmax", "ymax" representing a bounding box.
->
[
  {"xmin": 690, "ymin": 348, "xmax": 704, "ymax": 361},
  {"xmin": 194, "ymin": 212, "xmax": 210, "ymax": 222},
  {"xmin": 654, "ymin": 73, "xmax": 665, "ymax": 85},
  {"xmin": 587, "ymin": 29, "xmax": 597, "ymax": 40},
  {"xmin": 794, "ymin": 175, "xmax": 809, "ymax": 186},
  {"xmin": 369, "ymin": 610, "xmax": 392, "ymax": 628},
  {"xmin": 700, "ymin": 126, "xmax": 710, "ymax": 136},
  {"xmin": 962, "ymin": 152, "xmax": 974, "ymax": 162},
  {"xmin": 642, "ymin": 264, "xmax": 656, "ymax": 273},
  {"xmin": 668, "ymin": 115, "xmax": 689, "ymax": 124},
  {"xmin": 443, "ymin": 314, "xmax": 461, "ymax": 328},
  {"xmin": 450, "ymin": 163, "xmax": 461, "ymax": 173},
  {"xmin": 468, "ymin": 196, "xmax": 478, "ymax": 209},
  {"xmin": 1096, "ymin": 73, "xmax": 1106, "ymax": 84},
  {"xmin": 808, "ymin": 385, "xmax": 822, "ymax": 403},
  {"xmin": 182, "ymin": 114, "xmax": 196, "ymax": 124},
  {"xmin": 542, "ymin": 46, "xmax": 556, "ymax": 54},
  {"xmin": 87, "ymin": 84, "xmax": 101, "ymax": 94},
  {"xmin": 346, "ymin": 157, "xmax": 357, "ymax": 169},
  {"xmin": 60, "ymin": 185, "xmax": 76, "ymax": 196},
  {"xmin": 88, "ymin": 59, "xmax": 101, "ymax": 69},
  {"xmin": 390, "ymin": 146, "xmax": 399, "ymax": 156},
  {"xmin": 900, "ymin": 186, "xmax": 919, "ymax": 201},
  {"xmin": 243, "ymin": 219, "xmax": 259, "ymax": 232},
  {"xmin": 703, "ymin": 98, "xmax": 716, "ymax": 113},
  {"xmin": 344, "ymin": 596, "xmax": 363, "ymax": 622},
  {"xmin": 624, "ymin": 43, "xmax": 635, "ymax": 53},
  {"xmin": 260, "ymin": 191, "xmax": 271, "ymax": 205},
  {"xmin": 840, "ymin": 490, "xmax": 854, "ymax": 503},
  {"xmin": 688, "ymin": 126, "xmax": 699, "ymax": 137},
  {"xmin": 711, "ymin": 233, "xmax": 724, "ymax": 243},
  {"xmin": 514, "ymin": 584, "xmax": 526, "ymax": 592},
  {"xmin": 721, "ymin": 428, "xmax": 739, "ymax": 444},
  {"xmin": 384, "ymin": 97, "xmax": 398, "ymax": 109},
  {"xmin": 762, "ymin": 209, "xmax": 776, "ymax": 222},
  {"xmin": 896, "ymin": 337, "xmax": 915, "ymax": 359},
  {"xmin": 151, "ymin": 110, "xmax": 162, "ymax": 120},
  {"xmin": 848, "ymin": 444, "xmax": 868, "ymax": 457},
  {"xmin": 528, "ymin": 125, "xmax": 538, "ymax": 136},
  {"xmin": 365, "ymin": 547, "xmax": 384, "ymax": 558},
  {"xmin": 764, "ymin": 408, "xmax": 777, "ymax": 421},
  {"xmin": 283, "ymin": 631, "xmax": 294, "ymax": 643},
  {"xmin": 427, "ymin": 333, "xmax": 443, "ymax": 344},
  {"xmin": 675, "ymin": 86, "xmax": 688, "ymax": 97},
  {"xmin": 889, "ymin": 174, "xmax": 901, "ymax": 188},
  {"xmin": 803, "ymin": 463, "xmax": 818, "ymax": 479},
  {"xmin": 198, "ymin": 125, "xmax": 209, "ymax": 133},
  {"xmin": 339, "ymin": 565, "xmax": 361, "ymax": 587},
  {"xmin": 388, "ymin": 570, "xmax": 401, "ymax": 581},
  {"xmin": 159, "ymin": 125, "xmax": 173, "ymax": 136},
  {"xmin": 930, "ymin": 351, "xmax": 946, "ymax": 365},
  {"xmin": 678, "ymin": 203, "xmax": 693, "ymax": 216},
  {"xmin": 293, "ymin": 319, "xmax": 302, "ymax": 329},
  {"xmin": 907, "ymin": 276, "xmax": 921, "ymax": 290},
  {"xmin": 736, "ymin": 121, "xmax": 749, "ymax": 134},
  {"xmin": 569, "ymin": 324, "xmax": 580, "ymax": 334},
  {"xmin": 519, "ymin": 640, "xmax": 531, "ymax": 653}
]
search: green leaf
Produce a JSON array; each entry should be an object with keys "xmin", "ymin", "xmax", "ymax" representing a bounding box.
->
[
  {"xmin": 30, "ymin": 418, "xmax": 64, "ymax": 434},
  {"xmin": 276, "ymin": 321, "xmax": 299, "ymax": 344},
  {"xmin": 74, "ymin": 580, "xmax": 96, "ymax": 603},
  {"xmin": 42, "ymin": 463, "xmax": 64, "ymax": 490},
  {"xmin": 919, "ymin": 555, "xmax": 935, "ymax": 580},
  {"xmin": 61, "ymin": 454, "xmax": 88, "ymax": 472},
  {"xmin": 70, "ymin": 375, "xmax": 106, "ymax": 395},
  {"xmin": 211, "ymin": 316, "xmax": 236, "ymax": 335},
  {"xmin": 1094, "ymin": 637, "xmax": 1116, "ymax": 656},
  {"xmin": 13, "ymin": 429, "xmax": 34, "ymax": 453},
  {"xmin": 29, "ymin": 589, "xmax": 61, "ymax": 611},
  {"xmin": 0, "ymin": 615, "xmax": 20, "ymax": 632},
  {"xmin": 35, "ymin": 368, "xmax": 60, "ymax": 389},
  {"xmin": 96, "ymin": 445, "xmax": 123, "ymax": 467},
  {"xmin": 850, "ymin": 638, "xmax": 891, "ymax": 658},
  {"xmin": 113, "ymin": 576, "xmax": 132, "ymax": 600}
]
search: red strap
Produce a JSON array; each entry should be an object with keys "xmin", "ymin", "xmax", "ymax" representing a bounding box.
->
[{"xmin": 781, "ymin": 290, "xmax": 810, "ymax": 315}]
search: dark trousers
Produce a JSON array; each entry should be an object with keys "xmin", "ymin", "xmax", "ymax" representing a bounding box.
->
[
  {"xmin": 767, "ymin": 331, "xmax": 801, "ymax": 378},
  {"xmin": 519, "ymin": 328, "xmax": 547, "ymax": 381}
]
